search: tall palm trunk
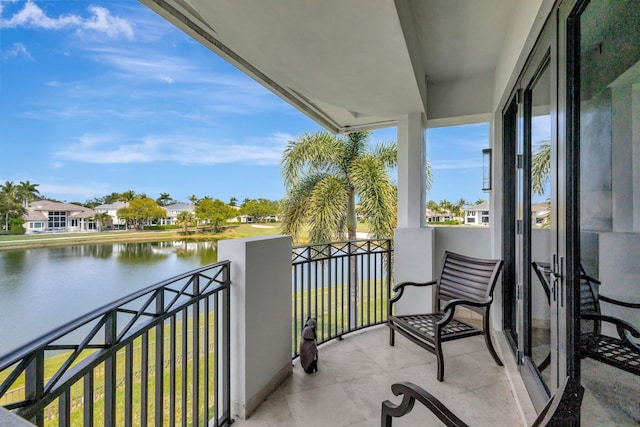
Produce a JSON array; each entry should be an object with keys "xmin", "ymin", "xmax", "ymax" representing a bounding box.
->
[{"xmin": 347, "ymin": 187, "xmax": 359, "ymax": 329}]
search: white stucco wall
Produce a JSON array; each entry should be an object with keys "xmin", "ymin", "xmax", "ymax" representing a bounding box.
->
[
  {"xmin": 393, "ymin": 227, "xmax": 434, "ymax": 314},
  {"xmin": 218, "ymin": 235, "xmax": 292, "ymax": 419}
]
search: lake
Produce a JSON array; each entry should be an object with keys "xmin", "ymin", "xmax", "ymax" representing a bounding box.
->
[{"xmin": 0, "ymin": 241, "xmax": 218, "ymax": 355}]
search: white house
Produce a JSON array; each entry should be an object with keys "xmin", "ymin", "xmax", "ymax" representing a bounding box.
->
[
  {"xmin": 24, "ymin": 200, "xmax": 96, "ymax": 234},
  {"xmin": 464, "ymin": 203, "xmax": 491, "ymax": 226},
  {"xmin": 162, "ymin": 202, "xmax": 195, "ymax": 225},
  {"xmin": 94, "ymin": 201, "xmax": 127, "ymax": 229},
  {"xmin": 425, "ymin": 208, "xmax": 459, "ymax": 224}
]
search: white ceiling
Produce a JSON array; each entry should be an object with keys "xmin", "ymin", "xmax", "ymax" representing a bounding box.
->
[{"xmin": 141, "ymin": 0, "xmax": 517, "ymax": 133}]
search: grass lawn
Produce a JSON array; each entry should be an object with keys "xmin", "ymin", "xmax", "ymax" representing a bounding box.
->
[{"xmin": 0, "ymin": 223, "xmax": 287, "ymax": 251}]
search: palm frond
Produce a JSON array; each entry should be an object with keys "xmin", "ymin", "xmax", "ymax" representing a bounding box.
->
[
  {"xmin": 280, "ymin": 174, "xmax": 327, "ymax": 241},
  {"xmin": 532, "ymin": 141, "xmax": 551, "ymax": 196},
  {"xmin": 307, "ymin": 176, "xmax": 349, "ymax": 243},
  {"xmin": 350, "ymin": 156, "xmax": 396, "ymax": 239},
  {"xmin": 370, "ymin": 141, "xmax": 397, "ymax": 168},
  {"xmin": 281, "ymin": 131, "xmax": 345, "ymax": 189},
  {"xmin": 425, "ymin": 159, "xmax": 433, "ymax": 194}
]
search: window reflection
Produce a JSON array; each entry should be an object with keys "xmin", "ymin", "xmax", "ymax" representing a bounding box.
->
[{"xmin": 578, "ymin": 0, "xmax": 640, "ymax": 424}]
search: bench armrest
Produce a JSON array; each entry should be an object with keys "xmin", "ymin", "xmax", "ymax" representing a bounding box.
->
[
  {"xmin": 389, "ymin": 280, "xmax": 437, "ymax": 305},
  {"xmin": 381, "ymin": 381, "xmax": 469, "ymax": 427},
  {"xmin": 439, "ymin": 297, "xmax": 493, "ymax": 326},
  {"xmin": 599, "ymin": 294, "xmax": 640, "ymax": 309},
  {"xmin": 581, "ymin": 313, "xmax": 640, "ymax": 351}
]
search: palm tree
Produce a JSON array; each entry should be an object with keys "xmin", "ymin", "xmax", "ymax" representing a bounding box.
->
[
  {"xmin": 17, "ymin": 181, "xmax": 39, "ymax": 208},
  {"xmin": 119, "ymin": 190, "xmax": 136, "ymax": 205},
  {"xmin": 93, "ymin": 212, "xmax": 111, "ymax": 231},
  {"xmin": 188, "ymin": 194, "xmax": 199, "ymax": 204},
  {"xmin": 0, "ymin": 181, "xmax": 24, "ymax": 232},
  {"xmin": 281, "ymin": 130, "xmax": 400, "ymax": 243},
  {"xmin": 532, "ymin": 140, "xmax": 551, "ymax": 196},
  {"xmin": 176, "ymin": 211, "xmax": 196, "ymax": 234},
  {"xmin": 157, "ymin": 193, "xmax": 172, "ymax": 207}
]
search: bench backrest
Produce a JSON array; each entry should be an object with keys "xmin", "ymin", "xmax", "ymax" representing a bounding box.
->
[{"xmin": 436, "ymin": 251, "xmax": 503, "ymax": 313}]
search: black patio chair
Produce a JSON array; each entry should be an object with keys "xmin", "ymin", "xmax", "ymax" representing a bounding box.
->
[
  {"xmin": 532, "ymin": 261, "xmax": 640, "ymax": 376},
  {"xmin": 388, "ymin": 251, "xmax": 503, "ymax": 382}
]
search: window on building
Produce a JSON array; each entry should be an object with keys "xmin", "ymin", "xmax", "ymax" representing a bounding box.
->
[
  {"xmin": 467, "ymin": 210, "xmax": 476, "ymax": 217},
  {"xmin": 48, "ymin": 211, "xmax": 67, "ymax": 229},
  {"xmin": 29, "ymin": 222, "xmax": 44, "ymax": 229},
  {"xmin": 467, "ymin": 218, "xmax": 476, "ymax": 223}
]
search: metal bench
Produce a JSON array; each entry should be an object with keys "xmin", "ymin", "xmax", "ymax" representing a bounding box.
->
[
  {"xmin": 388, "ymin": 251, "xmax": 503, "ymax": 382},
  {"xmin": 381, "ymin": 376, "xmax": 584, "ymax": 426}
]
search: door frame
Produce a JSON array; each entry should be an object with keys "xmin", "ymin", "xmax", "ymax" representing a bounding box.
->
[{"xmin": 501, "ymin": 8, "xmax": 564, "ymax": 411}]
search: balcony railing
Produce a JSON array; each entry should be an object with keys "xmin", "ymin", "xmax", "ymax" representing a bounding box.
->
[
  {"xmin": 0, "ymin": 261, "xmax": 232, "ymax": 427},
  {"xmin": 291, "ymin": 239, "xmax": 392, "ymax": 357}
]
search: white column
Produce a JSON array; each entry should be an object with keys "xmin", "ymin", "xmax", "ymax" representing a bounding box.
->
[
  {"xmin": 394, "ymin": 113, "xmax": 434, "ymax": 314},
  {"xmin": 218, "ymin": 235, "xmax": 292, "ymax": 419},
  {"xmin": 397, "ymin": 112, "xmax": 426, "ymax": 228}
]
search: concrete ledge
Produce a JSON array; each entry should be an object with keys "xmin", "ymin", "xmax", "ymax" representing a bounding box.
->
[{"xmin": 0, "ymin": 408, "xmax": 35, "ymax": 426}]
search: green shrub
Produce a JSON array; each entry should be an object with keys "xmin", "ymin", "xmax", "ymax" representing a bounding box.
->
[
  {"xmin": 9, "ymin": 217, "xmax": 26, "ymax": 235},
  {"xmin": 145, "ymin": 225, "xmax": 180, "ymax": 230}
]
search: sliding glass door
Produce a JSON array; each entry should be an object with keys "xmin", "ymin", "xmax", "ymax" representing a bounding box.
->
[{"xmin": 503, "ymin": 14, "xmax": 563, "ymax": 410}]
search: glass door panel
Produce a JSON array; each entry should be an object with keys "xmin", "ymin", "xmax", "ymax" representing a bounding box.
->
[
  {"xmin": 571, "ymin": 0, "xmax": 640, "ymax": 423},
  {"xmin": 527, "ymin": 61, "xmax": 553, "ymax": 389}
]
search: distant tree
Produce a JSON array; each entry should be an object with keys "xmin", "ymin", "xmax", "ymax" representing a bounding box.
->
[
  {"xmin": 241, "ymin": 198, "xmax": 279, "ymax": 222},
  {"xmin": 438, "ymin": 199, "xmax": 453, "ymax": 214},
  {"xmin": 474, "ymin": 198, "xmax": 487, "ymax": 206},
  {"xmin": 188, "ymin": 194, "xmax": 199, "ymax": 204},
  {"xmin": 17, "ymin": 181, "xmax": 39, "ymax": 208},
  {"xmin": 104, "ymin": 192, "xmax": 121, "ymax": 204},
  {"xmin": 427, "ymin": 200, "xmax": 439, "ymax": 212},
  {"xmin": 176, "ymin": 211, "xmax": 196, "ymax": 233},
  {"xmin": 195, "ymin": 198, "xmax": 235, "ymax": 231},
  {"xmin": 117, "ymin": 197, "xmax": 166, "ymax": 230},
  {"xmin": 119, "ymin": 190, "xmax": 136, "ymax": 205},
  {"xmin": 156, "ymin": 193, "xmax": 173, "ymax": 207},
  {"xmin": 93, "ymin": 212, "xmax": 111, "ymax": 231},
  {"xmin": 84, "ymin": 196, "xmax": 106, "ymax": 208},
  {"xmin": 456, "ymin": 198, "xmax": 468, "ymax": 208},
  {"xmin": 229, "ymin": 197, "xmax": 238, "ymax": 207},
  {"xmin": 0, "ymin": 181, "xmax": 25, "ymax": 232}
]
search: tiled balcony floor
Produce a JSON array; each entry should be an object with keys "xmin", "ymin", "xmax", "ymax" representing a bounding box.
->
[{"xmin": 233, "ymin": 325, "xmax": 524, "ymax": 426}]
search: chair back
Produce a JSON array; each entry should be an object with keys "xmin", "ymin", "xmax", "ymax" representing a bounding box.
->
[
  {"xmin": 580, "ymin": 272, "xmax": 601, "ymax": 336},
  {"xmin": 436, "ymin": 251, "xmax": 503, "ymax": 313}
]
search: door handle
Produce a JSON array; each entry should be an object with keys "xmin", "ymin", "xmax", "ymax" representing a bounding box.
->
[{"xmin": 551, "ymin": 254, "xmax": 563, "ymax": 279}]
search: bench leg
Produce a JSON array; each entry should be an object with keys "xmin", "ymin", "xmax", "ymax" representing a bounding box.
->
[
  {"xmin": 483, "ymin": 313, "xmax": 503, "ymax": 367},
  {"xmin": 436, "ymin": 340, "xmax": 444, "ymax": 382},
  {"xmin": 389, "ymin": 325, "xmax": 395, "ymax": 346}
]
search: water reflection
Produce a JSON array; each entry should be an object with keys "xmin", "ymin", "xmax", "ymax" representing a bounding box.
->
[{"xmin": 0, "ymin": 240, "xmax": 217, "ymax": 355}]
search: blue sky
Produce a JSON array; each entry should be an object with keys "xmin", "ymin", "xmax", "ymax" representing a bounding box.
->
[{"xmin": 0, "ymin": 1, "xmax": 489, "ymax": 205}]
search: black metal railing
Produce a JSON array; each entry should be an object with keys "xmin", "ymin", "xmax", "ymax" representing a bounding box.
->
[
  {"xmin": 0, "ymin": 261, "xmax": 232, "ymax": 427},
  {"xmin": 292, "ymin": 239, "xmax": 392, "ymax": 357}
]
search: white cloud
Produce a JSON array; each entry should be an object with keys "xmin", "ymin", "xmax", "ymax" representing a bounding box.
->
[
  {"xmin": 81, "ymin": 6, "xmax": 133, "ymax": 39},
  {"xmin": 3, "ymin": 42, "xmax": 33, "ymax": 60},
  {"xmin": 0, "ymin": 1, "xmax": 133, "ymax": 39},
  {"xmin": 38, "ymin": 183, "xmax": 108, "ymax": 199},
  {"xmin": 53, "ymin": 133, "xmax": 288, "ymax": 166},
  {"xmin": 431, "ymin": 159, "xmax": 483, "ymax": 170}
]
